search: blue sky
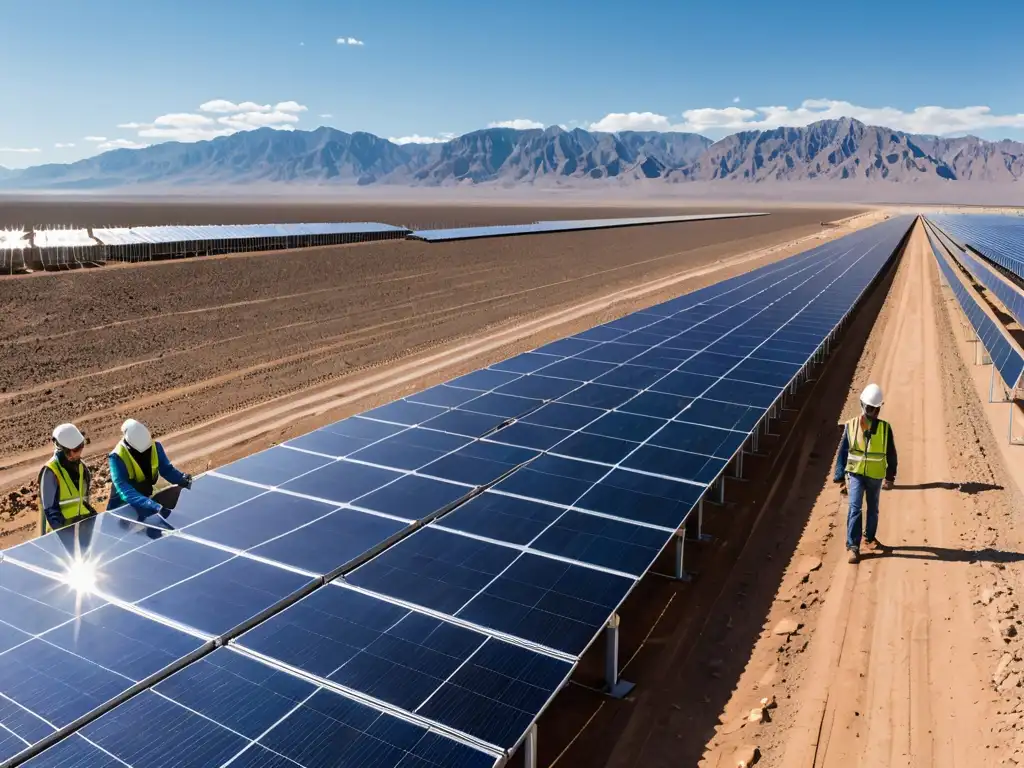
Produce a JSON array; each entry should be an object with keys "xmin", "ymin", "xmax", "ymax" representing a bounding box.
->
[{"xmin": 2, "ymin": 0, "xmax": 1023, "ymax": 167}]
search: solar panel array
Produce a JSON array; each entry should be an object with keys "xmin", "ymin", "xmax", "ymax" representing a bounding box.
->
[
  {"xmin": 926, "ymin": 219, "xmax": 1024, "ymax": 331},
  {"xmin": 0, "ymin": 215, "xmax": 913, "ymax": 767},
  {"xmin": 408, "ymin": 212, "xmax": 768, "ymax": 242},
  {"xmin": 930, "ymin": 213, "xmax": 1024, "ymax": 283},
  {"xmin": 92, "ymin": 222, "xmax": 409, "ymax": 247},
  {"xmin": 926, "ymin": 227, "xmax": 1024, "ymax": 392}
]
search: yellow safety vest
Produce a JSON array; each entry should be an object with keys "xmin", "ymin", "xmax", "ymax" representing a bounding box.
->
[
  {"xmin": 37, "ymin": 457, "xmax": 91, "ymax": 535},
  {"xmin": 111, "ymin": 440, "xmax": 159, "ymax": 488},
  {"xmin": 109, "ymin": 442, "xmax": 168, "ymax": 507},
  {"xmin": 844, "ymin": 417, "xmax": 889, "ymax": 480}
]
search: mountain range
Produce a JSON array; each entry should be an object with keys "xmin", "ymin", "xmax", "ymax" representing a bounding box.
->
[{"xmin": 2, "ymin": 118, "xmax": 1022, "ymax": 190}]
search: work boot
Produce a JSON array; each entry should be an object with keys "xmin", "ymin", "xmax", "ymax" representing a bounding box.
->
[{"xmin": 847, "ymin": 547, "xmax": 860, "ymax": 564}]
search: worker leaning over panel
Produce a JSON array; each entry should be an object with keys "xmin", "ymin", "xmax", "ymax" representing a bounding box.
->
[
  {"xmin": 107, "ymin": 419, "xmax": 192, "ymax": 520},
  {"xmin": 833, "ymin": 383, "xmax": 898, "ymax": 564},
  {"xmin": 38, "ymin": 423, "xmax": 99, "ymax": 536}
]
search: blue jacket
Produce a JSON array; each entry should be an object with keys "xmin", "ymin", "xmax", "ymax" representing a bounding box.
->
[
  {"xmin": 108, "ymin": 441, "xmax": 187, "ymax": 517},
  {"xmin": 833, "ymin": 419, "xmax": 898, "ymax": 483}
]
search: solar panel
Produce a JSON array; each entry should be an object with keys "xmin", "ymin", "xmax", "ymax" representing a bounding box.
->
[
  {"xmin": 92, "ymin": 222, "xmax": 408, "ymax": 246},
  {"xmin": 929, "ymin": 213, "xmax": 1024, "ymax": 283},
  {"xmin": 926, "ymin": 228, "xmax": 1024, "ymax": 391},
  {"xmin": 927, "ymin": 218, "xmax": 1024, "ymax": 332},
  {"xmin": 234, "ymin": 582, "xmax": 572, "ymax": 751},
  {"xmin": 0, "ymin": 561, "xmax": 210, "ymax": 765},
  {"xmin": 23, "ymin": 648, "xmax": 499, "ymax": 768},
  {"xmin": 408, "ymin": 212, "xmax": 769, "ymax": 242}
]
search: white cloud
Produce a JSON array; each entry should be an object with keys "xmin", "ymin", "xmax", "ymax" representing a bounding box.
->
[
  {"xmin": 388, "ymin": 134, "xmax": 451, "ymax": 145},
  {"xmin": 0, "ymin": 147, "xmax": 40, "ymax": 153},
  {"xmin": 217, "ymin": 110, "xmax": 301, "ymax": 130},
  {"xmin": 113, "ymin": 99, "xmax": 310, "ymax": 144},
  {"xmin": 589, "ymin": 99, "xmax": 1024, "ymax": 138},
  {"xmin": 320, "ymin": 113, "xmax": 334, "ymax": 118},
  {"xmin": 337, "ymin": 37, "xmax": 364, "ymax": 45},
  {"xmin": 84, "ymin": 136, "xmax": 107, "ymax": 142},
  {"xmin": 154, "ymin": 113, "xmax": 216, "ymax": 128},
  {"xmin": 98, "ymin": 139, "xmax": 149, "ymax": 150},
  {"xmin": 589, "ymin": 112, "xmax": 676, "ymax": 132},
  {"xmin": 733, "ymin": 97, "xmax": 741, "ymax": 103},
  {"xmin": 54, "ymin": 142, "xmax": 76, "ymax": 148},
  {"xmin": 199, "ymin": 99, "xmax": 271, "ymax": 114},
  {"xmin": 273, "ymin": 101, "xmax": 307, "ymax": 114},
  {"xmin": 488, "ymin": 118, "xmax": 544, "ymax": 130}
]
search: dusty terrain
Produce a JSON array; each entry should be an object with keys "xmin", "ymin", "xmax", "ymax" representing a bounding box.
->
[{"xmin": 0, "ymin": 204, "xmax": 864, "ymax": 544}]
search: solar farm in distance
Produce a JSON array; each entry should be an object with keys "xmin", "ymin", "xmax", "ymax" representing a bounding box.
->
[
  {"xmin": 0, "ymin": 215, "xmax": 916, "ymax": 767},
  {"xmin": 0, "ymin": 212, "xmax": 767, "ymax": 272}
]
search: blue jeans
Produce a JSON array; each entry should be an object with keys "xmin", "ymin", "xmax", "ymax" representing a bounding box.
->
[{"xmin": 846, "ymin": 473, "xmax": 882, "ymax": 550}]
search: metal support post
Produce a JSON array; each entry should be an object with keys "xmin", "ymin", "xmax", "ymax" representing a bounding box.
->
[
  {"xmin": 524, "ymin": 725, "xmax": 538, "ymax": 768},
  {"xmin": 687, "ymin": 498, "xmax": 713, "ymax": 543},
  {"xmin": 718, "ymin": 476, "xmax": 726, "ymax": 504},
  {"xmin": 990, "ymin": 366, "xmax": 996, "ymax": 403},
  {"xmin": 604, "ymin": 614, "xmax": 636, "ymax": 698},
  {"xmin": 751, "ymin": 426, "xmax": 759, "ymax": 453},
  {"xmin": 732, "ymin": 450, "xmax": 744, "ymax": 479}
]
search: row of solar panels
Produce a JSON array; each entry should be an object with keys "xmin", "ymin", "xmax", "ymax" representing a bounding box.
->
[
  {"xmin": 925, "ymin": 223, "xmax": 1024, "ymax": 392},
  {"xmin": 929, "ymin": 213, "xmax": 1024, "ymax": 284},
  {"xmin": 408, "ymin": 212, "xmax": 768, "ymax": 242},
  {"xmin": 0, "ymin": 215, "xmax": 913, "ymax": 767},
  {"xmin": 926, "ymin": 219, "xmax": 1024, "ymax": 334}
]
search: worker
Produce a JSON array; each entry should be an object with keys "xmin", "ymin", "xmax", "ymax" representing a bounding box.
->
[
  {"xmin": 833, "ymin": 383, "xmax": 898, "ymax": 563},
  {"xmin": 107, "ymin": 419, "xmax": 192, "ymax": 520},
  {"xmin": 38, "ymin": 423, "xmax": 98, "ymax": 536}
]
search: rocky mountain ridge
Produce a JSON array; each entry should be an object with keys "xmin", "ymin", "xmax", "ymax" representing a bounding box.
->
[{"xmin": 2, "ymin": 118, "xmax": 1021, "ymax": 189}]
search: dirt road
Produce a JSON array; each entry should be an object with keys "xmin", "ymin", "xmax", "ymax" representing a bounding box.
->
[{"xmin": 693, "ymin": 220, "xmax": 1024, "ymax": 767}]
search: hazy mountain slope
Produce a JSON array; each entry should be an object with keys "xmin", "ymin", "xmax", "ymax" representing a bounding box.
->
[{"xmin": 2, "ymin": 120, "xmax": 1022, "ymax": 189}]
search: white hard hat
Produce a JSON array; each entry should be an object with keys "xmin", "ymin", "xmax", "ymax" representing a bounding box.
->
[
  {"xmin": 860, "ymin": 383, "xmax": 884, "ymax": 409},
  {"xmin": 52, "ymin": 423, "xmax": 85, "ymax": 451},
  {"xmin": 121, "ymin": 419, "xmax": 152, "ymax": 451}
]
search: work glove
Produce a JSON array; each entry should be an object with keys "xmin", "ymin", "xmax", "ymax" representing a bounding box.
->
[
  {"xmin": 882, "ymin": 479, "xmax": 894, "ymax": 491},
  {"xmin": 180, "ymin": 474, "xmax": 193, "ymax": 490},
  {"xmin": 835, "ymin": 477, "xmax": 848, "ymax": 495}
]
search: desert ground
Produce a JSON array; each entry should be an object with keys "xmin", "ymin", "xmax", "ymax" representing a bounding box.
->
[{"xmin": 4, "ymin": 200, "xmax": 1024, "ymax": 768}]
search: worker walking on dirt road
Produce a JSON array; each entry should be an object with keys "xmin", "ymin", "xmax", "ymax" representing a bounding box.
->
[
  {"xmin": 107, "ymin": 419, "xmax": 192, "ymax": 520},
  {"xmin": 38, "ymin": 423, "xmax": 99, "ymax": 536},
  {"xmin": 833, "ymin": 384, "xmax": 898, "ymax": 563}
]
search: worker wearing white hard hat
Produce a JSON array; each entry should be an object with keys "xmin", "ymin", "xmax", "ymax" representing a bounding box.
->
[
  {"xmin": 833, "ymin": 383, "xmax": 898, "ymax": 563},
  {"xmin": 38, "ymin": 423, "xmax": 98, "ymax": 536},
  {"xmin": 106, "ymin": 419, "xmax": 192, "ymax": 520}
]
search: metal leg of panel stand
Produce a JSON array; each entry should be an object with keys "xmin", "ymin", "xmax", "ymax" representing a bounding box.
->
[
  {"xmin": 751, "ymin": 428, "xmax": 759, "ymax": 454},
  {"xmin": 990, "ymin": 366, "xmax": 996, "ymax": 403},
  {"xmin": 604, "ymin": 614, "xmax": 636, "ymax": 698},
  {"xmin": 718, "ymin": 476, "xmax": 726, "ymax": 504},
  {"xmin": 731, "ymin": 450, "xmax": 744, "ymax": 480},
  {"xmin": 524, "ymin": 725, "xmax": 538, "ymax": 768},
  {"xmin": 687, "ymin": 499, "xmax": 713, "ymax": 543}
]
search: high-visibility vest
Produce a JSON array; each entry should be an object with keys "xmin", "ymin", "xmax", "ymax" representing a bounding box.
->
[
  {"xmin": 844, "ymin": 417, "xmax": 889, "ymax": 480},
  {"xmin": 110, "ymin": 440, "xmax": 161, "ymax": 497},
  {"xmin": 37, "ymin": 457, "xmax": 91, "ymax": 535}
]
